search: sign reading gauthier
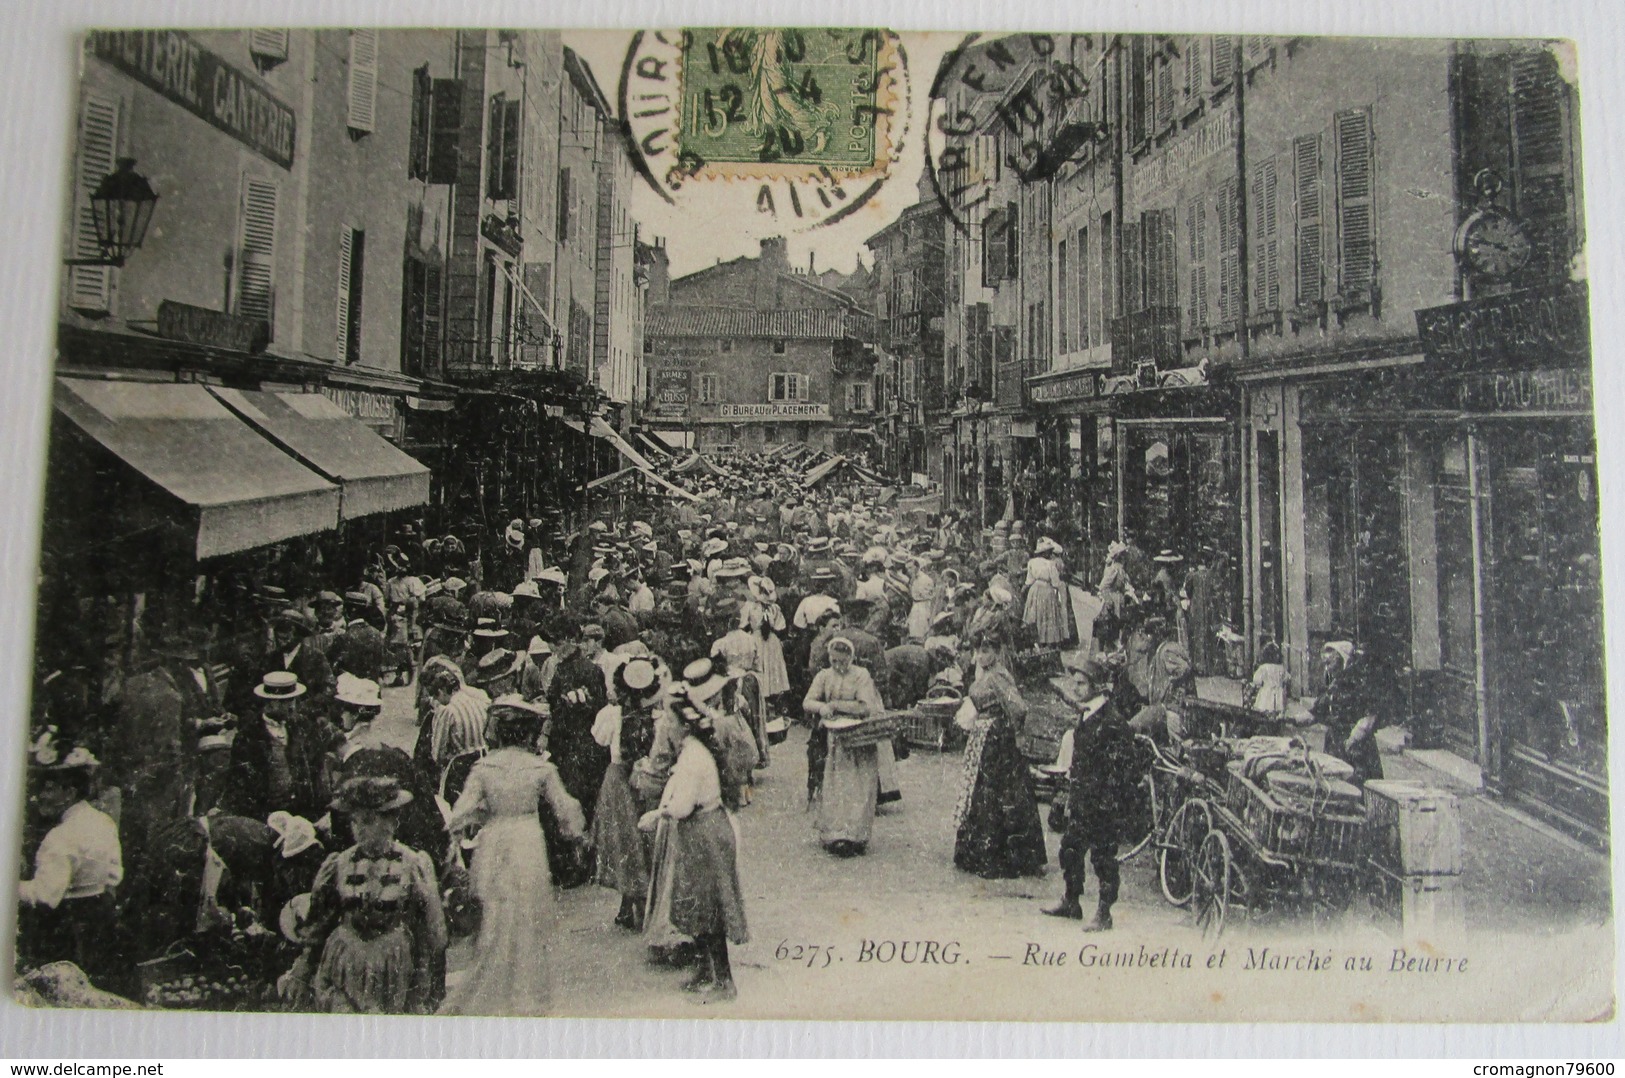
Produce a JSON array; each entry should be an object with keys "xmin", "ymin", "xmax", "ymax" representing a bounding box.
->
[
  {"xmin": 1416, "ymin": 281, "xmax": 1589, "ymax": 371},
  {"xmin": 87, "ymin": 30, "xmax": 296, "ymax": 169}
]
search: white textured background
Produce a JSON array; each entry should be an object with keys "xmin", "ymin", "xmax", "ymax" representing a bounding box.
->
[{"xmin": 0, "ymin": 0, "xmax": 1621, "ymax": 1058}]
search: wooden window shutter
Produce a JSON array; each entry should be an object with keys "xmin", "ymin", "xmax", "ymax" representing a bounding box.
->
[
  {"xmin": 1128, "ymin": 37, "xmax": 1148, "ymax": 144},
  {"xmin": 501, "ymin": 99, "xmax": 521, "ymax": 199},
  {"xmin": 1123, "ymin": 213, "xmax": 1144, "ymax": 314},
  {"xmin": 1334, "ymin": 106, "xmax": 1375, "ymax": 295},
  {"xmin": 1184, "ymin": 39, "xmax": 1201, "ymax": 101},
  {"xmin": 1076, "ymin": 225, "xmax": 1090, "ymax": 347},
  {"xmin": 1245, "ymin": 36, "xmax": 1270, "ymax": 66},
  {"xmin": 1293, "ymin": 133, "xmax": 1324, "ymax": 304},
  {"xmin": 1510, "ymin": 48, "xmax": 1572, "ymax": 278},
  {"xmin": 236, "ymin": 176, "xmax": 279, "ymax": 330},
  {"xmin": 249, "ymin": 30, "xmax": 289, "ymax": 68},
  {"xmin": 557, "ymin": 168, "xmax": 572, "ymax": 243},
  {"xmin": 1155, "ymin": 55, "xmax": 1175, "ymax": 130},
  {"xmin": 1217, "ymin": 177, "xmax": 1239, "ymax": 323},
  {"xmin": 401, "ymin": 255, "xmax": 426, "ymax": 376},
  {"xmin": 1006, "ymin": 201, "xmax": 1020, "ymax": 278},
  {"xmin": 336, "ymin": 228, "xmax": 354, "ymax": 359},
  {"xmin": 1057, "ymin": 238, "xmax": 1069, "ymax": 353},
  {"xmin": 409, "ymin": 65, "xmax": 431, "ymax": 180},
  {"xmin": 1143, "ymin": 209, "xmax": 1175, "ymax": 308},
  {"xmin": 1186, "ymin": 200, "xmax": 1210, "ymax": 330},
  {"xmin": 68, "ymin": 92, "xmax": 120, "ymax": 313},
  {"xmin": 427, "ymin": 78, "xmax": 463, "ymax": 184},
  {"xmin": 1210, "ymin": 36, "xmax": 1235, "ymax": 86},
  {"xmin": 1252, "ymin": 157, "xmax": 1280, "ymax": 312},
  {"xmin": 982, "ymin": 208, "xmax": 1007, "ymax": 287},
  {"xmin": 347, "ymin": 29, "xmax": 379, "ymax": 134}
]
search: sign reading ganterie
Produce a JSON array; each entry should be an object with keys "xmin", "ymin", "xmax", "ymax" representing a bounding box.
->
[
  {"xmin": 87, "ymin": 30, "xmax": 296, "ymax": 169},
  {"xmin": 1028, "ymin": 367, "xmax": 1100, "ymax": 404},
  {"xmin": 1415, "ymin": 281, "xmax": 1589, "ymax": 372},
  {"xmin": 717, "ymin": 402, "xmax": 830, "ymax": 420}
]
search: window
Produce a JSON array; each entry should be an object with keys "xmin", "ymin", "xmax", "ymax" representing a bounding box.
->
[
  {"xmin": 1210, "ymin": 35, "xmax": 1235, "ymax": 87},
  {"xmin": 848, "ymin": 382, "xmax": 872, "ymax": 411},
  {"xmin": 1251, "ymin": 156, "xmax": 1281, "ymax": 312},
  {"xmin": 1183, "ymin": 36, "xmax": 1202, "ymax": 102},
  {"xmin": 719, "ymin": 339, "xmax": 734, "ymax": 353},
  {"xmin": 763, "ymin": 425, "xmax": 780, "ymax": 444},
  {"xmin": 1333, "ymin": 107, "xmax": 1375, "ymax": 297},
  {"xmin": 236, "ymin": 175, "xmax": 279, "ymax": 332},
  {"xmin": 643, "ymin": 337, "xmax": 653, "ymax": 355},
  {"xmin": 772, "ymin": 339, "xmax": 786, "ymax": 354},
  {"xmin": 1511, "ymin": 48, "xmax": 1578, "ymax": 279},
  {"xmin": 698, "ymin": 373, "xmax": 720, "ymax": 403},
  {"xmin": 1154, "ymin": 49, "xmax": 1175, "ymax": 131},
  {"xmin": 1127, "ymin": 36, "xmax": 1148, "ymax": 145},
  {"xmin": 982, "ymin": 207, "xmax": 1008, "ymax": 287},
  {"xmin": 248, "ymin": 29, "xmax": 288, "ymax": 72},
  {"xmin": 1142, "ymin": 208, "xmax": 1177, "ymax": 310},
  {"xmin": 1076, "ymin": 225, "xmax": 1090, "ymax": 348},
  {"xmin": 409, "ymin": 66, "xmax": 431, "ymax": 180},
  {"xmin": 770, "ymin": 373, "xmax": 808, "ymax": 401},
  {"xmin": 1293, "ymin": 133, "xmax": 1324, "ymax": 304},
  {"xmin": 1185, "ymin": 199, "xmax": 1210, "ymax": 330},
  {"xmin": 556, "ymin": 168, "xmax": 572, "ymax": 243},
  {"xmin": 336, "ymin": 227, "xmax": 364, "ymax": 363},
  {"xmin": 1057, "ymin": 238, "xmax": 1069, "ymax": 353},
  {"xmin": 426, "ymin": 78, "xmax": 463, "ymax": 185},
  {"xmin": 346, "ymin": 30, "xmax": 379, "ymax": 135},
  {"xmin": 1216, "ymin": 177, "xmax": 1241, "ymax": 323},
  {"xmin": 486, "ymin": 95, "xmax": 520, "ymax": 200},
  {"xmin": 67, "ymin": 91, "xmax": 120, "ymax": 313},
  {"xmin": 902, "ymin": 357, "xmax": 917, "ymax": 403}
]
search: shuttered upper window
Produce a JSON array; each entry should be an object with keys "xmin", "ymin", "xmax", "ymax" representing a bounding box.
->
[
  {"xmin": 236, "ymin": 175, "xmax": 278, "ymax": 332},
  {"xmin": 1216, "ymin": 176, "xmax": 1241, "ymax": 323},
  {"xmin": 68, "ymin": 92, "xmax": 120, "ymax": 314},
  {"xmin": 1334, "ymin": 106, "xmax": 1375, "ymax": 296},
  {"xmin": 248, "ymin": 29, "xmax": 288, "ymax": 72},
  {"xmin": 1510, "ymin": 48, "xmax": 1575, "ymax": 280},
  {"xmin": 1251, "ymin": 156, "xmax": 1281, "ymax": 312},
  {"xmin": 1210, "ymin": 36, "xmax": 1235, "ymax": 87},
  {"xmin": 347, "ymin": 29, "xmax": 379, "ymax": 135},
  {"xmin": 336, "ymin": 227, "xmax": 365, "ymax": 363},
  {"xmin": 1185, "ymin": 199, "xmax": 1209, "ymax": 330},
  {"xmin": 487, "ymin": 95, "xmax": 521, "ymax": 200},
  {"xmin": 1141, "ymin": 208, "xmax": 1177, "ymax": 310},
  {"xmin": 1293, "ymin": 133, "xmax": 1324, "ymax": 304}
]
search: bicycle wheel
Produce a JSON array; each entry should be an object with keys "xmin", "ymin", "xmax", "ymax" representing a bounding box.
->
[
  {"xmin": 1117, "ymin": 768, "xmax": 1160, "ymax": 863},
  {"xmin": 1158, "ymin": 797, "xmax": 1212, "ymax": 906},
  {"xmin": 1193, "ymin": 829, "xmax": 1234, "ymax": 941}
]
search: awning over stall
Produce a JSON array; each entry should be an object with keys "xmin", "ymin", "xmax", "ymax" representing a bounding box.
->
[
  {"xmin": 53, "ymin": 378, "xmax": 340, "ymax": 559},
  {"xmin": 209, "ymin": 388, "xmax": 430, "ymax": 520},
  {"xmin": 584, "ymin": 417, "xmax": 700, "ymax": 502}
]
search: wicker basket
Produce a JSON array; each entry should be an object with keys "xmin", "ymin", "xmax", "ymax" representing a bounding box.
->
[
  {"xmin": 1230, "ymin": 770, "xmax": 1368, "ymax": 869},
  {"xmin": 827, "ymin": 715, "xmax": 900, "ymax": 749},
  {"xmin": 894, "ymin": 705, "xmax": 965, "ymax": 751}
]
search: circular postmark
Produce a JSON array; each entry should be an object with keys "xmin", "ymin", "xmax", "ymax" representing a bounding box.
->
[
  {"xmin": 620, "ymin": 28, "xmax": 911, "ymax": 233},
  {"xmin": 925, "ymin": 33, "xmax": 1098, "ymax": 233}
]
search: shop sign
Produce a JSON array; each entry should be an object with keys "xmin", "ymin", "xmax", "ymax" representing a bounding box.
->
[
  {"xmin": 649, "ymin": 369, "xmax": 690, "ymax": 418},
  {"xmin": 717, "ymin": 402, "xmax": 830, "ymax": 420},
  {"xmin": 86, "ymin": 31, "xmax": 295, "ymax": 168},
  {"xmin": 1127, "ymin": 102, "xmax": 1236, "ymax": 208},
  {"xmin": 157, "ymin": 299, "xmax": 269, "ymax": 353},
  {"xmin": 1028, "ymin": 367, "xmax": 1100, "ymax": 403},
  {"xmin": 323, "ymin": 386, "xmax": 402, "ymax": 437},
  {"xmin": 1449, "ymin": 367, "xmax": 1592, "ymax": 415},
  {"xmin": 1416, "ymin": 281, "xmax": 1590, "ymax": 371}
]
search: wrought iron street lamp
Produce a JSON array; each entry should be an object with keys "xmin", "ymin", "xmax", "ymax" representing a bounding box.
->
[{"xmin": 65, "ymin": 159, "xmax": 158, "ymax": 268}]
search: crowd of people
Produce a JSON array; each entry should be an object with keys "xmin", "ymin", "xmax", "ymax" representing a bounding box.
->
[{"xmin": 19, "ymin": 446, "xmax": 1388, "ymax": 1014}]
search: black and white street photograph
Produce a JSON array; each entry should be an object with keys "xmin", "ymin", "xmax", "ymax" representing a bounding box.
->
[{"xmin": 6, "ymin": 23, "xmax": 1615, "ymax": 1024}]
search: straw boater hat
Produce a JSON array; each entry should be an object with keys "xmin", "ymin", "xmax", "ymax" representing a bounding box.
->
[
  {"xmin": 714, "ymin": 557, "xmax": 753, "ymax": 579},
  {"xmin": 472, "ymin": 618, "xmax": 509, "ymax": 641},
  {"xmin": 334, "ymin": 673, "xmax": 383, "ymax": 710},
  {"xmin": 254, "ymin": 671, "xmax": 306, "ymax": 701},
  {"xmin": 331, "ymin": 774, "xmax": 411, "ymax": 814},
  {"xmin": 805, "ymin": 536, "xmax": 832, "ymax": 554},
  {"xmin": 810, "ymin": 566, "xmax": 840, "ymax": 585},
  {"xmin": 273, "ymin": 608, "xmax": 318, "ymax": 636},
  {"xmin": 700, "ymin": 537, "xmax": 729, "ymax": 559},
  {"xmin": 267, "ymin": 811, "xmax": 322, "ymax": 859},
  {"xmin": 680, "ymin": 657, "xmax": 735, "ymax": 704},
  {"xmin": 505, "ymin": 520, "xmax": 526, "ymax": 550},
  {"xmin": 615, "ymin": 657, "xmax": 660, "ymax": 701},
  {"xmin": 1153, "ymin": 549, "xmax": 1184, "ymax": 564}
]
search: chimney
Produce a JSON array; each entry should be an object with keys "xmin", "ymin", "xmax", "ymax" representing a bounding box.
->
[
  {"xmin": 808, "ymin": 252, "xmax": 815, "ymax": 275},
  {"xmin": 758, "ymin": 235, "xmax": 790, "ymax": 276}
]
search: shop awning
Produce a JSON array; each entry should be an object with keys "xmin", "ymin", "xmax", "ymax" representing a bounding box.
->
[
  {"xmin": 802, "ymin": 454, "xmax": 848, "ymax": 487},
  {"xmin": 634, "ymin": 431, "xmax": 674, "ymax": 459},
  {"xmin": 53, "ymin": 378, "xmax": 340, "ymax": 559},
  {"xmin": 209, "ymin": 388, "xmax": 431, "ymax": 521},
  {"xmin": 584, "ymin": 417, "xmax": 699, "ymax": 502}
]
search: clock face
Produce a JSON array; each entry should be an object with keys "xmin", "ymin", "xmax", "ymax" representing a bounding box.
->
[{"xmin": 1460, "ymin": 212, "xmax": 1533, "ymax": 278}]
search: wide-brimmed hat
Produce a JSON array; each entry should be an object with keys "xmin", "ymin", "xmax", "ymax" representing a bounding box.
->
[
  {"xmin": 331, "ymin": 775, "xmax": 411, "ymax": 814},
  {"xmin": 680, "ymin": 657, "xmax": 734, "ymax": 704},
  {"xmin": 747, "ymin": 575, "xmax": 777, "ymax": 603},
  {"xmin": 384, "ymin": 546, "xmax": 411, "ymax": 573},
  {"xmin": 1036, "ymin": 536, "xmax": 1064, "ymax": 556},
  {"xmin": 810, "ymin": 566, "xmax": 839, "ymax": 583},
  {"xmin": 267, "ymin": 811, "xmax": 322, "ymax": 859},
  {"xmin": 805, "ymin": 536, "xmax": 832, "ymax": 554},
  {"xmin": 471, "ymin": 648, "xmax": 522, "ymax": 685},
  {"xmin": 511, "ymin": 580, "xmax": 542, "ymax": 600},
  {"xmin": 28, "ymin": 728, "xmax": 98, "ymax": 772},
  {"xmin": 472, "ymin": 618, "xmax": 509, "ymax": 641},
  {"xmin": 504, "ymin": 522, "xmax": 526, "ymax": 550},
  {"xmin": 254, "ymin": 671, "xmax": 307, "ymax": 701},
  {"xmin": 616, "ymin": 657, "xmax": 660, "ymax": 700},
  {"xmin": 1153, "ymin": 549, "xmax": 1184, "ymax": 563},
  {"xmin": 487, "ymin": 693, "xmax": 549, "ymax": 719},
  {"xmin": 272, "ymin": 608, "xmax": 317, "ymax": 636},
  {"xmin": 534, "ymin": 566, "xmax": 567, "ymax": 587},
  {"xmin": 334, "ymin": 673, "xmax": 383, "ymax": 710},
  {"xmin": 714, "ymin": 557, "xmax": 752, "ymax": 579},
  {"xmin": 700, "ymin": 537, "xmax": 729, "ymax": 559},
  {"xmin": 527, "ymin": 635, "xmax": 553, "ymax": 657},
  {"xmin": 312, "ymin": 590, "xmax": 345, "ymax": 609},
  {"xmin": 631, "ymin": 521, "xmax": 653, "ymax": 539}
]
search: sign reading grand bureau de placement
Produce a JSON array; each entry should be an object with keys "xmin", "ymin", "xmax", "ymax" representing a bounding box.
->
[
  {"xmin": 87, "ymin": 30, "xmax": 296, "ymax": 169},
  {"xmin": 717, "ymin": 402, "xmax": 831, "ymax": 420}
]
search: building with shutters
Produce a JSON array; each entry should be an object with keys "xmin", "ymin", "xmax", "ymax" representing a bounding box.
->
[
  {"xmin": 644, "ymin": 238, "xmax": 878, "ymax": 456},
  {"xmin": 949, "ymin": 33, "xmax": 1597, "ymax": 840}
]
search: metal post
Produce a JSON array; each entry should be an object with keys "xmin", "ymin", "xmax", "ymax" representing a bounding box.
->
[{"xmin": 1466, "ymin": 427, "xmax": 1493, "ymax": 777}]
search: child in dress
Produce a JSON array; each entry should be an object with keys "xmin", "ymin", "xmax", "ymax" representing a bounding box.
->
[{"xmin": 1248, "ymin": 642, "xmax": 1291, "ymax": 729}]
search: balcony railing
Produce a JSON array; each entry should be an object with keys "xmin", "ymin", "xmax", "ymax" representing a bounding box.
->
[{"xmin": 1109, "ymin": 305, "xmax": 1182, "ymax": 375}]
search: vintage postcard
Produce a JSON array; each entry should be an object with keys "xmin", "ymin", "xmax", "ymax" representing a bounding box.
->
[{"xmin": 10, "ymin": 24, "xmax": 1613, "ymax": 1026}]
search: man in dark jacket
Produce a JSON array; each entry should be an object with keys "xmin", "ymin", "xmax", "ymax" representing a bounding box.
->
[{"xmin": 1043, "ymin": 658, "xmax": 1139, "ymax": 931}]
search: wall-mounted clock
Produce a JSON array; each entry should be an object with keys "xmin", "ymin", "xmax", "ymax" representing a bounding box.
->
[{"xmin": 1454, "ymin": 169, "xmax": 1533, "ymax": 279}]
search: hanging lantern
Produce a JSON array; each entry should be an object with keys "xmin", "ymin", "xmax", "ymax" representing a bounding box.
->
[{"xmin": 77, "ymin": 158, "xmax": 158, "ymax": 267}]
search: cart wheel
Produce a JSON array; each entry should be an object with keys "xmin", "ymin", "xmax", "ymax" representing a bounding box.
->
[
  {"xmin": 1158, "ymin": 797, "xmax": 1212, "ymax": 907},
  {"xmin": 1193, "ymin": 829, "xmax": 1234, "ymax": 941}
]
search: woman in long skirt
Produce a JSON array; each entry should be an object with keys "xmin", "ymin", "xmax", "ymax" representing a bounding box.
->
[
  {"xmin": 591, "ymin": 658, "xmax": 663, "ymax": 930},
  {"xmin": 1023, "ymin": 539, "xmax": 1070, "ymax": 648},
  {"xmin": 953, "ymin": 631, "xmax": 1047, "ymax": 879},
  {"xmin": 803, "ymin": 637, "xmax": 887, "ymax": 857},
  {"xmin": 639, "ymin": 683, "xmax": 749, "ymax": 1002},
  {"xmin": 438, "ymin": 698, "xmax": 586, "ymax": 1016}
]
